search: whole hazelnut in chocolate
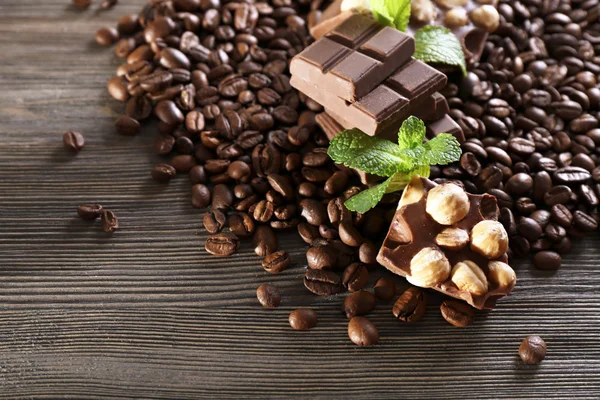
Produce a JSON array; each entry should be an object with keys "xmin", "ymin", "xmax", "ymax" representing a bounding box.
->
[
  {"xmin": 435, "ymin": 227, "xmax": 469, "ymax": 251},
  {"xmin": 451, "ymin": 260, "xmax": 488, "ymax": 295},
  {"xmin": 411, "ymin": 0, "xmax": 438, "ymax": 23},
  {"xmin": 407, "ymin": 247, "xmax": 451, "ymax": 288},
  {"xmin": 470, "ymin": 220, "xmax": 509, "ymax": 259},
  {"xmin": 470, "ymin": 5, "xmax": 500, "ymax": 33},
  {"xmin": 444, "ymin": 8, "xmax": 468, "ymax": 28},
  {"xmin": 488, "ymin": 261, "xmax": 517, "ymax": 290},
  {"xmin": 425, "ymin": 183, "xmax": 470, "ymax": 225}
]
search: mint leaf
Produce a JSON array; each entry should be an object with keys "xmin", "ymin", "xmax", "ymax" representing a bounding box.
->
[
  {"xmin": 413, "ymin": 26, "xmax": 467, "ymax": 76},
  {"xmin": 344, "ymin": 177, "xmax": 392, "ymax": 213},
  {"xmin": 423, "ymin": 134, "xmax": 462, "ymax": 165},
  {"xmin": 328, "ymin": 128, "xmax": 413, "ymax": 177},
  {"xmin": 398, "ymin": 116, "xmax": 426, "ymax": 150},
  {"xmin": 369, "ymin": 0, "xmax": 411, "ymax": 31}
]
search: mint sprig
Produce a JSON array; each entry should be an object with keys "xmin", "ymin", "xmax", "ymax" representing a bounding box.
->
[
  {"xmin": 369, "ymin": 0, "xmax": 411, "ymax": 32},
  {"xmin": 327, "ymin": 116, "xmax": 461, "ymax": 213},
  {"xmin": 413, "ymin": 26, "xmax": 467, "ymax": 76}
]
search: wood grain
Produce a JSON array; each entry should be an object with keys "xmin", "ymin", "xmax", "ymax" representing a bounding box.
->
[{"xmin": 1, "ymin": 1, "xmax": 600, "ymax": 398}]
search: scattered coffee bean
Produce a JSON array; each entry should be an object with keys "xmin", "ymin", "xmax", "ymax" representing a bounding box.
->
[
  {"xmin": 95, "ymin": 27, "xmax": 119, "ymax": 46},
  {"xmin": 151, "ymin": 164, "xmax": 176, "ymax": 182},
  {"xmin": 72, "ymin": 0, "xmax": 91, "ymax": 8},
  {"xmin": 203, "ymin": 210, "xmax": 226, "ymax": 234},
  {"xmin": 440, "ymin": 300, "xmax": 475, "ymax": 327},
  {"xmin": 348, "ymin": 316, "xmax": 379, "ymax": 347},
  {"xmin": 101, "ymin": 210, "xmax": 119, "ymax": 233},
  {"xmin": 252, "ymin": 225, "xmax": 277, "ymax": 257},
  {"xmin": 256, "ymin": 283, "xmax": 280, "ymax": 308},
  {"xmin": 77, "ymin": 204, "xmax": 103, "ymax": 220},
  {"xmin": 343, "ymin": 290, "xmax": 376, "ymax": 319},
  {"xmin": 261, "ymin": 250, "xmax": 290, "ymax": 274},
  {"xmin": 341, "ymin": 263, "xmax": 368, "ymax": 292},
  {"xmin": 289, "ymin": 308, "xmax": 317, "ymax": 331},
  {"xmin": 373, "ymin": 277, "xmax": 396, "ymax": 301},
  {"xmin": 115, "ymin": 115, "xmax": 140, "ymax": 135},
  {"xmin": 519, "ymin": 335, "xmax": 547, "ymax": 364},
  {"xmin": 205, "ymin": 232, "xmax": 239, "ymax": 256},
  {"xmin": 304, "ymin": 268, "xmax": 342, "ymax": 296},
  {"xmin": 533, "ymin": 251, "xmax": 562, "ymax": 270},
  {"xmin": 393, "ymin": 287, "xmax": 427, "ymax": 323},
  {"xmin": 63, "ymin": 131, "xmax": 85, "ymax": 152}
]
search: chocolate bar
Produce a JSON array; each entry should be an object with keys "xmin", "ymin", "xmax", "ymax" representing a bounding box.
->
[
  {"xmin": 415, "ymin": 93, "xmax": 449, "ymax": 122},
  {"xmin": 426, "ymin": 114, "xmax": 466, "ymax": 144},
  {"xmin": 377, "ymin": 176, "xmax": 516, "ymax": 310},
  {"xmin": 312, "ymin": 0, "xmax": 498, "ymax": 65},
  {"xmin": 291, "ymin": 58, "xmax": 447, "ymax": 136},
  {"xmin": 291, "ymin": 14, "xmax": 415, "ymax": 102}
]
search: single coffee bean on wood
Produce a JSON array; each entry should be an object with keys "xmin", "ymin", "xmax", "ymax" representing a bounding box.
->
[
  {"xmin": 533, "ymin": 251, "xmax": 562, "ymax": 270},
  {"xmin": 348, "ymin": 317, "xmax": 379, "ymax": 347},
  {"xmin": 343, "ymin": 290, "xmax": 376, "ymax": 319},
  {"xmin": 261, "ymin": 250, "xmax": 291, "ymax": 274},
  {"xmin": 205, "ymin": 232, "xmax": 240, "ymax": 256},
  {"xmin": 341, "ymin": 263, "xmax": 368, "ymax": 292},
  {"xmin": 77, "ymin": 204, "xmax": 103, "ymax": 220},
  {"xmin": 519, "ymin": 335, "xmax": 547, "ymax": 364},
  {"xmin": 289, "ymin": 308, "xmax": 317, "ymax": 331},
  {"xmin": 373, "ymin": 277, "xmax": 396, "ymax": 301},
  {"xmin": 256, "ymin": 283, "xmax": 281, "ymax": 308},
  {"xmin": 304, "ymin": 268, "xmax": 342, "ymax": 296},
  {"xmin": 151, "ymin": 164, "xmax": 177, "ymax": 182},
  {"xmin": 393, "ymin": 287, "xmax": 427, "ymax": 323},
  {"xmin": 101, "ymin": 210, "xmax": 119, "ymax": 233},
  {"xmin": 63, "ymin": 131, "xmax": 85, "ymax": 152},
  {"xmin": 440, "ymin": 300, "xmax": 475, "ymax": 327},
  {"xmin": 203, "ymin": 210, "xmax": 226, "ymax": 234}
]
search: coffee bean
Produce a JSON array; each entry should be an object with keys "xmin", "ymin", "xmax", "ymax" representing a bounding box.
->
[
  {"xmin": 261, "ymin": 250, "xmax": 291, "ymax": 274},
  {"xmin": 289, "ymin": 308, "xmax": 317, "ymax": 330},
  {"xmin": 533, "ymin": 171, "xmax": 553, "ymax": 203},
  {"xmin": 517, "ymin": 217, "xmax": 543, "ymax": 241},
  {"xmin": 544, "ymin": 185, "xmax": 572, "ymax": 206},
  {"xmin": 72, "ymin": 0, "xmax": 91, "ymax": 7},
  {"xmin": 299, "ymin": 198, "xmax": 327, "ymax": 226},
  {"xmin": 203, "ymin": 209, "xmax": 226, "ymax": 234},
  {"xmin": 63, "ymin": 131, "xmax": 85, "ymax": 152},
  {"xmin": 191, "ymin": 184, "xmax": 211, "ymax": 208},
  {"xmin": 505, "ymin": 173, "xmax": 533, "ymax": 195},
  {"xmin": 229, "ymin": 212, "xmax": 255, "ymax": 237},
  {"xmin": 440, "ymin": 300, "xmax": 475, "ymax": 327},
  {"xmin": 339, "ymin": 221, "xmax": 364, "ymax": 247},
  {"xmin": 151, "ymin": 164, "xmax": 177, "ymax": 182},
  {"xmin": 573, "ymin": 210, "xmax": 598, "ymax": 231},
  {"xmin": 348, "ymin": 317, "xmax": 379, "ymax": 346},
  {"xmin": 155, "ymin": 135, "xmax": 175, "ymax": 156},
  {"xmin": 256, "ymin": 283, "xmax": 281, "ymax": 308},
  {"xmin": 77, "ymin": 204, "xmax": 103, "ymax": 220},
  {"xmin": 211, "ymin": 184, "xmax": 233, "ymax": 211},
  {"xmin": 125, "ymin": 96, "xmax": 153, "ymax": 121},
  {"xmin": 533, "ymin": 250, "xmax": 562, "ymax": 270},
  {"xmin": 297, "ymin": 222, "xmax": 319, "ymax": 244},
  {"xmin": 373, "ymin": 277, "xmax": 396, "ymax": 301},
  {"xmin": 343, "ymin": 290, "xmax": 376, "ymax": 319},
  {"xmin": 327, "ymin": 197, "xmax": 352, "ymax": 225},
  {"xmin": 306, "ymin": 245, "xmax": 338, "ymax": 270},
  {"xmin": 115, "ymin": 115, "xmax": 140, "ymax": 136},
  {"xmin": 216, "ymin": 110, "xmax": 243, "ymax": 139},
  {"xmin": 95, "ymin": 27, "xmax": 119, "ymax": 46},
  {"xmin": 101, "ymin": 210, "xmax": 119, "ymax": 233},
  {"xmin": 205, "ymin": 232, "xmax": 240, "ymax": 256},
  {"xmin": 393, "ymin": 287, "xmax": 427, "ymax": 323},
  {"xmin": 519, "ymin": 335, "xmax": 547, "ymax": 364},
  {"xmin": 341, "ymin": 263, "xmax": 368, "ymax": 292},
  {"xmin": 460, "ymin": 152, "xmax": 482, "ymax": 176},
  {"xmin": 357, "ymin": 241, "xmax": 377, "ymax": 265},
  {"xmin": 267, "ymin": 174, "xmax": 294, "ymax": 200},
  {"xmin": 304, "ymin": 268, "xmax": 342, "ymax": 296},
  {"xmin": 554, "ymin": 166, "xmax": 592, "ymax": 184},
  {"xmin": 253, "ymin": 225, "xmax": 278, "ymax": 257}
]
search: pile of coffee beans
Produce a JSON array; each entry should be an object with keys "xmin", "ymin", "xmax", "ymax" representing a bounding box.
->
[
  {"xmin": 94, "ymin": 0, "xmax": 599, "ymax": 347},
  {"xmin": 440, "ymin": 0, "xmax": 600, "ymax": 271}
]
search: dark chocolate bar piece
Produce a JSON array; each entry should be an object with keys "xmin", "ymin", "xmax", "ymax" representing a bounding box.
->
[
  {"xmin": 414, "ymin": 92, "xmax": 449, "ymax": 122},
  {"xmin": 290, "ymin": 58, "xmax": 447, "ymax": 136},
  {"xmin": 377, "ymin": 176, "xmax": 515, "ymax": 310},
  {"xmin": 426, "ymin": 114, "xmax": 466, "ymax": 144},
  {"xmin": 292, "ymin": 14, "xmax": 415, "ymax": 102}
]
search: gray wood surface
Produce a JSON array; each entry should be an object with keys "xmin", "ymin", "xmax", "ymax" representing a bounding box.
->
[{"xmin": 1, "ymin": 1, "xmax": 600, "ymax": 398}]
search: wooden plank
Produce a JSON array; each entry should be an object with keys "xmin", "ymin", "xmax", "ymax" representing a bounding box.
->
[{"xmin": 0, "ymin": 0, "xmax": 599, "ymax": 398}]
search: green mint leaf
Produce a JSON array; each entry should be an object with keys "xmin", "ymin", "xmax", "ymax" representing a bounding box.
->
[
  {"xmin": 369, "ymin": 0, "xmax": 411, "ymax": 31},
  {"xmin": 344, "ymin": 177, "xmax": 392, "ymax": 213},
  {"xmin": 423, "ymin": 134, "xmax": 462, "ymax": 165},
  {"xmin": 385, "ymin": 166, "xmax": 430, "ymax": 193},
  {"xmin": 413, "ymin": 26, "xmax": 467, "ymax": 76},
  {"xmin": 398, "ymin": 116, "xmax": 426, "ymax": 150},
  {"xmin": 369, "ymin": 0, "xmax": 394, "ymax": 27},
  {"xmin": 328, "ymin": 128, "xmax": 412, "ymax": 177}
]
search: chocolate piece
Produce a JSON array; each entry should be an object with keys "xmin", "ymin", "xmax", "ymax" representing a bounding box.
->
[
  {"xmin": 290, "ymin": 58, "xmax": 446, "ymax": 136},
  {"xmin": 415, "ymin": 92, "xmax": 449, "ymax": 122},
  {"xmin": 426, "ymin": 114, "xmax": 466, "ymax": 144},
  {"xmin": 377, "ymin": 176, "xmax": 515, "ymax": 310},
  {"xmin": 292, "ymin": 14, "xmax": 415, "ymax": 102}
]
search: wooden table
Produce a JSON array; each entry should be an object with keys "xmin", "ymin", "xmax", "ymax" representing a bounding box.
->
[{"xmin": 1, "ymin": 1, "xmax": 599, "ymax": 398}]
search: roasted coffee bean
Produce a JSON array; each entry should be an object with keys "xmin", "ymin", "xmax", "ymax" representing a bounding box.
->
[
  {"xmin": 253, "ymin": 200, "xmax": 274, "ymax": 222},
  {"xmin": 338, "ymin": 221, "xmax": 364, "ymax": 247},
  {"xmin": 304, "ymin": 268, "xmax": 342, "ymax": 296},
  {"xmin": 188, "ymin": 165, "xmax": 206, "ymax": 184},
  {"xmin": 211, "ymin": 184, "xmax": 233, "ymax": 211},
  {"xmin": 95, "ymin": 27, "xmax": 119, "ymax": 46},
  {"xmin": 287, "ymin": 125, "xmax": 310, "ymax": 146},
  {"xmin": 393, "ymin": 287, "xmax": 427, "ymax": 323},
  {"xmin": 107, "ymin": 76, "xmax": 130, "ymax": 102},
  {"xmin": 343, "ymin": 291, "xmax": 376, "ymax": 319},
  {"xmin": 517, "ymin": 217, "xmax": 543, "ymax": 242},
  {"xmin": 261, "ymin": 250, "xmax": 291, "ymax": 274},
  {"xmin": 573, "ymin": 210, "xmax": 598, "ymax": 231},
  {"xmin": 253, "ymin": 225, "xmax": 278, "ymax": 256},
  {"xmin": 115, "ymin": 115, "xmax": 140, "ymax": 136},
  {"xmin": 151, "ymin": 164, "xmax": 177, "ymax": 182},
  {"xmin": 297, "ymin": 222, "xmax": 319, "ymax": 244},
  {"xmin": 256, "ymin": 283, "xmax": 281, "ymax": 308},
  {"xmin": 191, "ymin": 184, "xmax": 211, "ymax": 208},
  {"xmin": 77, "ymin": 204, "xmax": 103, "ymax": 221},
  {"xmin": 440, "ymin": 300, "xmax": 475, "ymax": 327},
  {"xmin": 533, "ymin": 171, "xmax": 553, "ymax": 203},
  {"xmin": 348, "ymin": 317, "xmax": 379, "ymax": 347},
  {"xmin": 324, "ymin": 171, "xmax": 348, "ymax": 195},
  {"xmin": 545, "ymin": 223, "xmax": 566, "ymax": 242},
  {"xmin": 373, "ymin": 277, "xmax": 396, "ymax": 301},
  {"xmin": 519, "ymin": 335, "xmax": 547, "ymax": 364},
  {"xmin": 505, "ymin": 173, "xmax": 533, "ymax": 195},
  {"xmin": 327, "ymin": 197, "xmax": 352, "ymax": 225},
  {"xmin": 319, "ymin": 225, "xmax": 338, "ymax": 239},
  {"xmin": 533, "ymin": 250, "xmax": 562, "ymax": 270},
  {"xmin": 229, "ymin": 212, "xmax": 255, "ymax": 237},
  {"xmin": 289, "ymin": 308, "xmax": 317, "ymax": 330},
  {"xmin": 342, "ymin": 263, "xmax": 368, "ymax": 292},
  {"xmin": 554, "ymin": 166, "xmax": 592, "ymax": 184},
  {"xmin": 460, "ymin": 152, "xmax": 482, "ymax": 176},
  {"xmin": 299, "ymin": 198, "xmax": 327, "ymax": 226},
  {"xmin": 227, "ymin": 160, "xmax": 251, "ymax": 181},
  {"xmin": 267, "ymin": 173, "xmax": 294, "ymax": 200},
  {"xmin": 358, "ymin": 241, "xmax": 377, "ymax": 265},
  {"xmin": 530, "ymin": 210, "xmax": 551, "ymax": 229},
  {"xmin": 306, "ymin": 245, "xmax": 338, "ymax": 270},
  {"xmin": 544, "ymin": 185, "xmax": 572, "ymax": 206},
  {"xmin": 203, "ymin": 209, "xmax": 226, "ymax": 234},
  {"xmin": 63, "ymin": 131, "xmax": 85, "ymax": 152},
  {"xmin": 274, "ymin": 204, "xmax": 296, "ymax": 220},
  {"xmin": 72, "ymin": 0, "xmax": 92, "ymax": 7},
  {"xmin": 205, "ymin": 232, "xmax": 240, "ymax": 256},
  {"xmin": 100, "ymin": 210, "xmax": 119, "ymax": 233},
  {"xmin": 155, "ymin": 135, "xmax": 175, "ymax": 156},
  {"xmin": 551, "ymin": 204, "xmax": 573, "ymax": 227}
]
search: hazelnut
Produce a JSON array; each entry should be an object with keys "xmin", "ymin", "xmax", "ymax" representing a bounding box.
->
[
  {"xmin": 435, "ymin": 227, "xmax": 469, "ymax": 250},
  {"xmin": 407, "ymin": 247, "xmax": 451, "ymax": 288},
  {"xmin": 398, "ymin": 176, "xmax": 424, "ymax": 209},
  {"xmin": 425, "ymin": 183, "xmax": 470, "ymax": 225},
  {"xmin": 341, "ymin": 0, "xmax": 371, "ymax": 12},
  {"xmin": 488, "ymin": 261, "xmax": 517, "ymax": 290},
  {"xmin": 451, "ymin": 260, "xmax": 488, "ymax": 295},
  {"xmin": 411, "ymin": 0, "xmax": 438, "ymax": 23},
  {"xmin": 470, "ymin": 5, "xmax": 500, "ymax": 33},
  {"xmin": 444, "ymin": 8, "xmax": 469, "ymax": 28},
  {"xmin": 470, "ymin": 220, "xmax": 509, "ymax": 259},
  {"xmin": 434, "ymin": 0, "xmax": 468, "ymax": 9}
]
